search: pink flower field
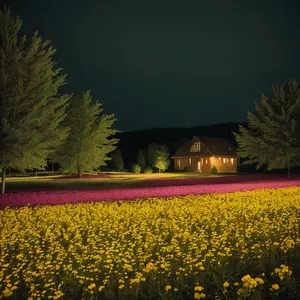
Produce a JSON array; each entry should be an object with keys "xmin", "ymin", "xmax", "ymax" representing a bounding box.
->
[{"xmin": 1, "ymin": 174, "xmax": 300, "ymax": 209}]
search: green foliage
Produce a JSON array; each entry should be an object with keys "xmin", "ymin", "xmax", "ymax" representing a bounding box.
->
[
  {"xmin": 54, "ymin": 91, "xmax": 118, "ymax": 178},
  {"xmin": 136, "ymin": 149, "xmax": 147, "ymax": 171},
  {"xmin": 143, "ymin": 166, "xmax": 153, "ymax": 174},
  {"xmin": 154, "ymin": 144, "xmax": 170, "ymax": 172},
  {"xmin": 131, "ymin": 163, "xmax": 141, "ymax": 174},
  {"xmin": 211, "ymin": 165, "xmax": 218, "ymax": 174},
  {"xmin": 146, "ymin": 143, "xmax": 159, "ymax": 168},
  {"xmin": 234, "ymin": 79, "xmax": 300, "ymax": 177},
  {"xmin": 111, "ymin": 150, "xmax": 125, "ymax": 171},
  {"xmin": 0, "ymin": 8, "xmax": 70, "ymax": 193}
]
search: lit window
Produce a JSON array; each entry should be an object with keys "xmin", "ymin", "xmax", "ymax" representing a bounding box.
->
[
  {"xmin": 231, "ymin": 158, "xmax": 234, "ymax": 165},
  {"xmin": 205, "ymin": 159, "xmax": 208, "ymax": 164},
  {"xmin": 189, "ymin": 158, "xmax": 191, "ymax": 166},
  {"xmin": 194, "ymin": 142, "xmax": 200, "ymax": 151},
  {"xmin": 219, "ymin": 157, "xmax": 221, "ymax": 160},
  {"xmin": 177, "ymin": 159, "xmax": 180, "ymax": 167},
  {"xmin": 223, "ymin": 158, "xmax": 226, "ymax": 164}
]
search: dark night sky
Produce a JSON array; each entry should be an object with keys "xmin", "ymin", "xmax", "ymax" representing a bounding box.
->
[{"xmin": 2, "ymin": 0, "xmax": 300, "ymax": 131}]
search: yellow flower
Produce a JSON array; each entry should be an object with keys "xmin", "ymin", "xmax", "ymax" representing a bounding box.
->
[
  {"xmin": 118, "ymin": 284, "xmax": 125, "ymax": 289},
  {"xmin": 88, "ymin": 283, "xmax": 96, "ymax": 289},
  {"xmin": 223, "ymin": 281, "xmax": 230, "ymax": 288},
  {"xmin": 53, "ymin": 290, "xmax": 64, "ymax": 300},
  {"xmin": 165, "ymin": 285, "xmax": 172, "ymax": 292},
  {"xmin": 145, "ymin": 262, "xmax": 155, "ymax": 272},
  {"xmin": 194, "ymin": 286, "xmax": 204, "ymax": 291},
  {"xmin": 194, "ymin": 293, "xmax": 201, "ymax": 300},
  {"xmin": 98, "ymin": 286, "xmax": 105, "ymax": 292},
  {"xmin": 2, "ymin": 289, "xmax": 13, "ymax": 298},
  {"xmin": 241, "ymin": 274, "xmax": 251, "ymax": 282},
  {"xmin": 255, "ymin": 277, "xmax": 264, "ymax": 285},
  {"xmin": 271, "ymin": 284, "xmax": 280, "ymax": 291},
  {"xmin": 194, "ymin": 292, "xmax": 206, "ymax": 299}
]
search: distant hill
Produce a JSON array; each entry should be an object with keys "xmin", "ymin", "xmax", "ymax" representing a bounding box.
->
[{"xmin": 113, "ymin": 122, "xmax": 244, "ymax": 168}]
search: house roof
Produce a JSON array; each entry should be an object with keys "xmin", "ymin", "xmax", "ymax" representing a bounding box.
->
[{"xmin": 172, "ymin": 136, "xmax": 238, "ymax": 157}]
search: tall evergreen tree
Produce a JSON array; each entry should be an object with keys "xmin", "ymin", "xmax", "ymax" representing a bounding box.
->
[
  {"xmin": 111, "ymin": 150, "xmax": 125, "ymax": 171},
  {"xmin": 54, "ymin": 91, "xmax": 118, "ymax": 178},
  {"xmin": 136, "ymin": 149, "xmax": 147, "ymax": 171},
  {"xmin": 0, "ymin": 8, "xmax": 70, "ymax": 193},
  {"xmin": 234, "ymin": 79, "xmax": 300, "ymax": 177},
  {"xmin": 146, "ymin": 143, "xmax": 159, "ymax": 169},
  {"xmin": 154, "ymin": 144, "xmax": 170, "ymax": 172}
]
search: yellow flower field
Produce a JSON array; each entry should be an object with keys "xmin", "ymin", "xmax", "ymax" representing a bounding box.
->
[{"xmin": 1, "ymin": 187, "xmax": 300, "ymax": 299}]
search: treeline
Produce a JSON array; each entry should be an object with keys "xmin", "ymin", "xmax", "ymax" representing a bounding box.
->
[{"xmin": 111, "ymin": 143, "xmax": 170, "ymax": 173}]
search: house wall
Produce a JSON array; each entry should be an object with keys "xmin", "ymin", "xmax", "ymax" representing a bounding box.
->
[
  {"xmin": 173, "ymin": 157, "xmax": 211, "ymax": 172},
  {"xmin": 210, "ymin": 156, "xmax": 237, "ymax": 173},
  {"xmin": 174, "ymin": 157, "xmax": 189, "ymax": 170},
  {"xmin": 201, "ymin": 157, "xmax": 211, "ymax": 173}
]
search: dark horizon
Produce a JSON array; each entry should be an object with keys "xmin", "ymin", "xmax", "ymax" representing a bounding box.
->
[{"xmin": 2, "ymin": 0, "xmax": 300, "ymax": 131}]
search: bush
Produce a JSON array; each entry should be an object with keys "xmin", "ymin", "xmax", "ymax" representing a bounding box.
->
[
  {"xmin": 211, "ymin": 165, "xmax": 218, "ymax": 174},
  {"xmin": 144, "ymin": 167, "xmax": 153, "ymax": 174},
  {"xmin": 132, "ymin": 164, "xmax": 141, "ymax": 174},
  {"xmin": 182, "ymin": 166, "xmax": 188, "ymax": 172}
]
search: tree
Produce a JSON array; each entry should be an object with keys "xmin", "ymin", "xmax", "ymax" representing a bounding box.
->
[
  {"xmin": 111, "ymin": 150, "xmax": 125, "ymax": 171},
  {"xmin": 146, "ymin": 143, "xmax": 158, "ymax": 168},
  {"xmin": 0, "ymin": 8, "xmax": 70, "ymax": 194},
  {"xmin": 131, "ymin": 163, "xmax": 141, "ymax": 174},
  {"xmin": 154, "ymin": 144, "xmax": 170, "ymax": 172},
  {"xmin": 136, "ymin": 149, "xmax": 147, "ymax": 171},
  {"xmin": 54, "ymin": 91, "xmax": 118, "ymax": 178},
  {"xmin": 234, "ymin": 79, "xmax": 300, "ymax": 177}
]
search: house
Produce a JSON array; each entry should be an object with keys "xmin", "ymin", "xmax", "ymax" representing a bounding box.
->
[{"xmin": 172, "ymin": 136, "xmax": 239, "ymax": 173}]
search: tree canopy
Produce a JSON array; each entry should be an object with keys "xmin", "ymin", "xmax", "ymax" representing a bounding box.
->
[
  {"xmin": 146, "ymin": 143, "xmax": 159, "ymax": 169},
  {"xmin": 54, "ymin": 91, "xmax": 118, "ymax": 178},
  {"xmin": 0, "ymin": 8, "xmax": 70, "ymax": 193},
  {"xmin": 154, "ymin": 144, "xmax": 170, "ymax": 172},
  {"xmin": 111, "ymin": 150, "xmax": 125, "ymax": 171},
  {"xmin": 234, "ymin": 79, "xmax": 300, "ymax": 177},
  {"xmin": 136, "ymin": 149, "xmax": 147, "ymax": 171}
]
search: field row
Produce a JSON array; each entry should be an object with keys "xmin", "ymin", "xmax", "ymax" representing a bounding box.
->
[
  {"xmin": 1, "ymin": 187, "xmax": 300, "ymax": 299},
  {"xmin": 2, "ymin": 174, "xmax": 300, "ymax": 208}
]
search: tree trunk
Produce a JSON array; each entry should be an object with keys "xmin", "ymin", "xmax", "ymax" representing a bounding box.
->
[
  {"xmin": 1, "ymin": 167, "xmax": 7, "ymax": 194},
  {"xmin": 77, "ymin": 168, "xmax": 81, "ymax": 179}
]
